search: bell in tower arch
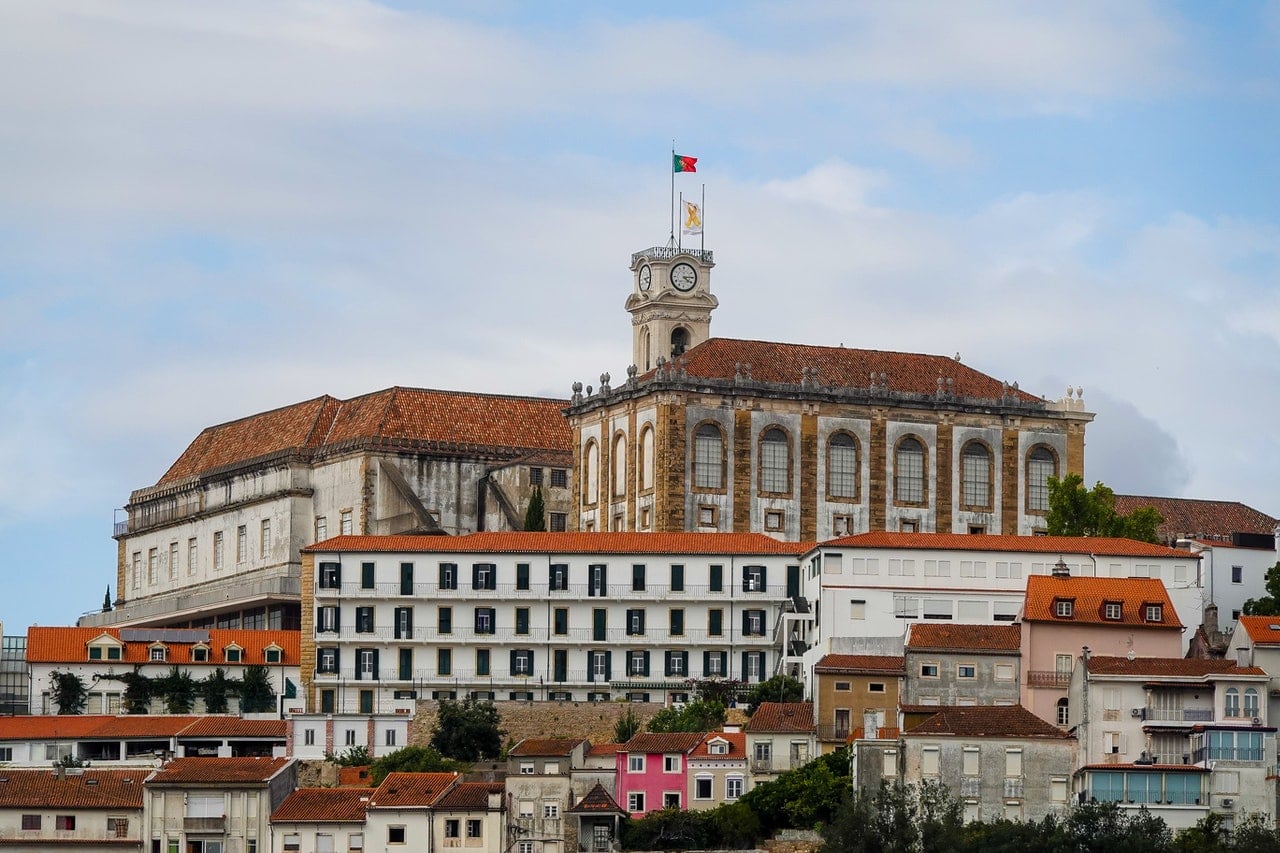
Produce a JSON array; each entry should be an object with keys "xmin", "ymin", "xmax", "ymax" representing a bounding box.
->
[{"xmin": 671, "ymin": 327, "xmax": 690, "ymax": 358}]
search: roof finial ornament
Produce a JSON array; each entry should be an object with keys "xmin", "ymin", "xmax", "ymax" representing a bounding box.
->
[{"xmin": 571, "ymin": 381, "xmax": 583, "ymax": 405}]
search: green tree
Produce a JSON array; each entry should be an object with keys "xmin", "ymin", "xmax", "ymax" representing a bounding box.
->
[
  {"xmin": 200, "ymin": 668, "xmax": 234, "ymax": 714},
  {"xmin": 327, "ymin": 744, "xmax": 372, "ymax": 767},
  {"xmin": 646, "ymin": 698, "xmax": 726, "ymax": 733},
  {"xmin": 369, "ymin": 745, "xmax": 465, "ymax": 784},
  {"xmin": 160, "ymin": 667, "xmax": 197, "ymax": 714},
  {"xmin": 741, "ymin": 747, "xmax": 849, "ymax": 834},
  {"xmin": 49, "ymin": 671, "xmax": 89, "ymax": 715},
  {"xmin": 115, "ymin": 669, "xmax": 154, "ymax": 714},
  {"xmin": 1045, "ymin": 474, "xmax": 1163, "ymax": 543},
  {"xmin": 743, "ymin": 674, "xmax": 805, "ymax": 716},
  {"xmin": 430, "ymin": 698, "xmax": 503, "ymax": 761},
  {"xmin": 693, "ymin": 678, "xmax": 745, "ymax": 707},
  {"xmin": 101, "ymin": 585, "xmax": 113, "ymax": 613},
  {"xmin": 237, "ymin": 665, "xmax": 276, "ymax": 713},
  {"xmin": 523, "ymin": 484, "xmax": 546, "ymax": 531},
  {"xmin": 1242, "ymin": 562, "xmax": 1280, "ymax": 616},
  {"xmin": 613, "ymin": 705, "xmax": 643, "ymax": 743},
  {"xmin": 1065, "ymin": 800, "xmax": 1171, "ymax": 853}
]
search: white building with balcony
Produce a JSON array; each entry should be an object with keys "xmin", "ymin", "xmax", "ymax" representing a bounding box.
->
[{"xmin": 300, "ymin": 532, "xmax": 804, "ymax": 712}]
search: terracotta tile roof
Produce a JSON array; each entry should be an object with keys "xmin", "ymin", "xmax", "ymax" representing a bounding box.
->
[
  {"xmin": 906, "ymin": 624, "xmax": 1021, "ymax": 652},
  {"xmin": 621, "ymin": 732, "xmax": 705, "ymax": 754},
  {"xmin": 338, "ymin": 766, "xmax": 374, "ymax": 787},
  {"xmin": 1113, "ymin": 495, "xmax": 1277, "ymax": 541},
  {"xmin": 178, "ymin": 718, "xmax": 288, "ymax": 738},
  {"xmin": 905, "ymin": 705, "xmax": 1069, "ymax": 739},
  {"xmin": 508, "ymin": 738, "xmax": 585, "ymax": 757},
  {"xmin": 1087, "ymin": 656, "xmax": 1267, "ymax": 678},
  {"xmin": 272, "ymin": 787, "xmax": 370, "ymax": 823},
  {"xmin": 664, "ymin": 338, "xmax": 1043, "ymax": 402},
  {"xmin": 306, "ymin": 531, "xmax": 808, "ymax": 556},
  {"xmin": 1081, "ymin": 763, "xmax": 1208, "ymax": 773},
  {"xmin": 1237, "ymin": 616, "xmax": 1280, "ymax": 646},
  {"xmin": 744, "ymin": 702, "xmax": 815, "ymax": 734},
  {"xmin": 586, "ymin": 742, "xmax": 623, "ymax": 758},
  {"xmin": 690, "ymin": 731, "xmax": 746, "ymax": 759},
  {"xmin": 26, "ymin": 627, "xmax": 299, "ymax": 665},
  {"xmin": 0, "ymin": 716, "xmax": 109, "ymax": 742},
  {"xmin": 569, "ymin": 782, "xmax": 626, "ymax": 815},
  {"xmin": 850, "ymin": 726, "xmax": 900, "ymax": 741},
  {"xmin": 1023, "ymin": 575, "xmax": 1182, "ymax": 629},
  {"xmin": 434, "ymin": 781, "xmax": 503, "ymax": 811},
  {"xmin": 148, "ymin": 757, "xmax": 292, "ymax": 785},
  {"xmin": 156, "ymin": 387, "xmax": 571, "ymax": 486},
  {"xmin": 900, "ymin": 704, "xmax": 956, "ymax": 715},
  {"xmin": 90, "ymin": 716, "xmax": 198, "ymax": 738},
  {"xmin": 814, "ymin": 654, "xmax": 904, "ymax": 674},
  {"xmin": 0, "ymin": 715, "xmax": 286, "ymax": 742},
  {"xmin": 368, "ymin": 772, "xmax": 458, "ymax": 808},
  {"xmin": 0, "ymin": 769, "xmax": 148, "ymax": 809},
  {"xmin": 823, "ymin": 532, "xmax": 1197, "ymax": 559}
]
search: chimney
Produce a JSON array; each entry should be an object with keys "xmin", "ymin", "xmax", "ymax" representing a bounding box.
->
[
  {"xmin": 1203, "ymin": 603, "xmax": 1220, "ymax": 638},
  {"xmin": 1051, "ymin": 558, "xmax": 1070, "ymax": 579}
]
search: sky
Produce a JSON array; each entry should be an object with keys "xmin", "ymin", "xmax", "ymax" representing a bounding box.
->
[{"xmin": 2, "ymin": 1, "xmax": 1279, "ymax": 630}]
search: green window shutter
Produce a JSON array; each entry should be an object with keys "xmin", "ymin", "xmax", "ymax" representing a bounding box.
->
[
  {"xmin": 400, "ymin": 563, "xmax": 414, "ymax": 595},
  {"xmin": 361, "ymin": 562, "xmax": 375, "ymax": 589}
]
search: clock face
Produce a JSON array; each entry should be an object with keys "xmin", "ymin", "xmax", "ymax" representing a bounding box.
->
[
  {"xmin": 638, "ymin": 264, "xmax": 652, "ymax": 292},
  {"xmin": 670, "ymin": 262, "xmax": 697, "ymax": 292}
]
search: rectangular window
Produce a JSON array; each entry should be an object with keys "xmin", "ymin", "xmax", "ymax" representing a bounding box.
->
[
  {"xmin": 439, "ymin": 562, "xmax": 457, "ymax": 590},
  {"xmin": 355, "ymin": 607, "xmax": 374, "ymax": 633},
  {"xmin": 629, "ymin": 754, "xmax": 645, "ymax": 772},
  {"xmin": 708, "ymin": 608, "xmax": 723, "ymax": 636},
  {"xmin": 550, "ymin": 467, "xmax": 568, "ymax": 488},
  {"xmin": 963, "ymin": 747, "xmax": 980, "ymax": 776},
  {"xmin": 709, "ymin": 564, "xmax": 723, "ymax": 592},
  {"xmin": 549, "ymin": 511, "xmax": 567, "ymax": 531},
  {"xmin": 627, "ymin": 608, "xmax": 646, "ymax": 636},
  {"xmin": 236, "ymin": 525, "xmax": 247, "ymax": 563},
  {"xmin": 664, "ymin": 755, "xmax": 681, "ymax": 772},
  {"xmin": 1104, "ymin": 601, "xmax": 1122, "ymax": 620},
  {"xmin": 476, "ymin": 648, "xmax": 490, "ymax": 676},
  {"xmin": 695, "ymin": 776, "xmax": 713, "ymax": 799},
  {"xmin": 21, "ymin": 815, "xmax": 39, "ymax": 831},
  {"xmin": 850, "ymin": 600, "xmax": 866, "ymax": 620},
  {"xmin": 438, "ymin": 606, "xmax": 453, "ymax": 635},
  {"xmin": 529, "ymin": 466, "xmax": 544, "ymax": 485},
  {"xmin": 921, "ymin": 747, "xmax": 940, "ymax": 777},
  {"xmin": 340, "ymin": 509, "xmax": 353, "ymax": 535},
  {"xmin": 168, "ymin": 541, "xmax": 179, "ymax": 580},
  {"xmin": 670, "ymin": 564, "xmax": 684, "ymax": 592},
  {"xmin": 187, "ymin": 537, "xmax": 197, "ymax": 575},
  {"xmin": 361, "ymin": 562, "xmax": 375, "ymax": 589},
  {"xmin": 1232, "ymin": 565, "xmax": 1243, "ymax": 584},
  {"xmin": 670, "ymin": 609, "xmax": 684, "ymax": 636},
  {"xmin": 550, "ymin": 563, "xmax": 569, "ymax": 591},
  {"xmin": 957, "ymin": 664, "xmax": 977, "ymax": 679},
  {"xmin": 542, "ymin": 802, "xmax": 559, "ymax": 819},
  {"xmin": 388, "ymin": 826, "xmax": 406, "ymax": 844},
  {"xmin": 260, "ymin": 519, "xmax": 271, "ymax": 558},
  {"xmin": 437, "ymin": 648, "xmax": 452, "ymax": 676},
  {"xmin": 515, "ymin": 607, "xmax": 530, "ymax": 635},
  {"xmin": 920, "ymin": 663, "xmax": 939, "ymax": 678},
  {"xmin": 473, "ymin": 607, "xmax": 492, "ymax": 634},
  {"xmin": 633, "ymin": 564, "xmax": 646, "ymax": 591},
  {"xmin": 213, "ymin": 531, "xmax": 224, "ymax": 571},
  {"xmin": 517, "ymin": 563, "xmax": 530, "ymax": 591},
  {"xmin": 473, "ymin": 563, "xmax": 496, "ymax": 590},
  {"xmin": 512, "ymin": 649, "xmax": 533, "ymax": 675},
  {"xmin": 1145, "ymin": 604, "xmax": 1163, "ymax": 622},
  {"xmin": 554, "ymin": 607, "xmax": 568, "ymax": 636},
  {"xmin": 628, "ymin": 792, "xmax": 645, "ymax": 813},
  {"xmin": 742, "ymin": 565, "xmax": 765, "ymax": 592},
  {"xmin": 316, "ymin": 836, "xmax": 334, "ymax": 853}
]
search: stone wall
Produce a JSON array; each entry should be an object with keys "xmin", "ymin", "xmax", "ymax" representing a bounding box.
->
[{"xmin": 410, "ymin": 699, "xmax": 665, "ymax": 747}]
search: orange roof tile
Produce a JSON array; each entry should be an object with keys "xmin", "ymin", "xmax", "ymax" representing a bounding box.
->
[
  {"xmin": 0, "ymin": 715, "xmax": 287, "ymax": 743},
  {"xmin": 654, "ymin": 338, "xmax": 1043, "ymax": 402},
  {"xmin": 508, "ymin": 738, "xmax": 585, "ymax": 757},
  {"xmin": 26, "ymin": 627, "xmax": 300, "ymax": 666},
  {"xmin": 338, "ymin": 766, "xmax": 374, "ymax": 787},
  {"xmin": 814, "ymin": 654, "xmax": 904, "ymax": 674},
  {"xmin": 744, "ymin": 702, "xmax": 815, "ymax": 734},
  {"xmin": 906, "ymin": 624, "xmax": 1021, "ymax": 652},
  {"xmin": 0, "ymin": 770, "xmax": 148, "ymax": 809},
  {"xmin": 307, "ymin": 531, "xmax": 808, "ymax": 556},
  {"xmin": 0, "ymin": 716, "xmax": 109, "ymax": 742},
  {"xmin": 569, "ymin": 782, "xmax": 626, "ymax": 815},
  {"xmin": 178, "ymin": 718, "xmax": 287, "ymax": 738},
  {"xmin": 435, "ymin": 781, "xmax": 503, "ymax": 811},
  {"xmin": 1087, "ymin": 656, "xmax": 1267, "ymax": 678},
  {"xmin": 148, "ymin": 757, "xmax": 292, "ymax": 785},
  {"xmin": 621, "ymin": 732, "xmax": 705, "ymax": 754},
  {"xmin": 690, "ymin": 731, "xmax": 746, "ymax": 759},
  {"xmin": 905, "ymin": 705, "xmax": 1069, "ymax": 739},
  {"xmin": 272, "ymin": 787, "xmax": 370, "ymax": 823},
  {"xmin": 1113, "ymin": 495, "xmax": 1277, "ymax": 542},
  {"xmin": 1022, "ymin": 575, "xmax": 1182, "ymax": 629},
  {"xmin": 1237, "ymin": 616, "xmax": 1280, "ymax": 646},
  {"xmin": 156, "ymin": 387, "xmax": 571, "ymax": 486},
  {"xmin": 586, "ymin": 742, "xmax": 623, "ymax": 758},
  {"xmin": 90, "ymin": 716, "xmax": 198, "ymax": 738},
  {"xmin": 368, "ymin": 772, "xmax": 458, "ymax": 808},
  {"xmin": 823, "ymin": 532, "xmax": 1197, "ymax": 559}
]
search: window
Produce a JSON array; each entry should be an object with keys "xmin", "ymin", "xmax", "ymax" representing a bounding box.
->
[
  {"xmin": 869, "ymin": 682, "xmax": 886, "ymax": 693},
  {"xmin": 726, "ymin": 776, "xmax": 744, "ymax": 800},
  {"xmin": 895, "ymin": 437, "xmax": 926, "ymax": 504},
  {"xmin": 632, "ymin": 564, "xmax": 646, "ymax": 591},
  {"xmin": 473, "ymin": 563, "xmax": 496, "ymax": 590},
  {"xmin": 696, "ymin": 776, "xmax": 713, "ymax": 799},
  {"xmin": 437, "ymin": 648, "xmax": 452, "ymax": 676},
  {"xmin": 259, "ymin": 519, "xmax": 271, "ymax": 558},
  {"xmin": 54, "ymin": 815, "xmax": 75, "ymax": 831},
  {"xmin": 1103, "ymin": 601, "xmax": 1122, "ymax": 620},
  {"xmin": 515, "ymin": 607, "xmax": 530, "ymax": 635},
  {"xmin": 1245, "ymin": 688, "xmax": 1260, "ymax": 717},
  {"xmin": 629, "ymin": 651, "xmax": 648, "ymax": 676},
  {"xmin": 316, "ymin": 516, "xmax": 328, "ymax": 541},
  {"xmin": 1055, "ymin": 599, "xmax": 1074, "ymax": 618},
  {"xmin": 516, "ymin": 562, "xmax": 530, "ymax": 590},
  {"xmin": 445, "ymin": 820, "xmax": 460, "ymax": 839},
  {"xmin": 223, "ymin": 645, "xmax": 241, "ymax": 663},
  {"xmin": 760, "ymin": 427, "xmax": 790, "ymax": 492},
  {"xmin": 317, "ymin": 605, "xmax": 338, "ymax": 633},
  {"xmin": 960, "ymin": 442, "xmax": 991, "ymax": 508},
  {"xmin": 467, "ymin": 819, "xmax": 482, "ymax": 838},
  {"xmin": 265, "ymin": 646, "xmax": 282, "ymax": 663},
  {"xmin": 629, "ymin": 754, "xmax": 645, "ymax": 772},
  {"xmin": 664, "ymin": 792, "xmax": 680, "ymax": 808},
  {"xmin": 551, "ymin": 467, "xmax": 568, "ymax": 488},
  {"xmin": 549, "ymin": 512, "xmax": 567, "ymax": 531},
  {"xmin": 995, "ymin": 663, "xmax": 1015, "ymax": 681},
  {"xmin": 213, "ymin": 531, "xmax": 224, "ymax": 570},
  {"xmin": 1145, "ymin": 604, "xmax": 1163, "ymax": 622},
  {"xmin": 639, "ymin": 426, "xmax": 655, "ymax": 491},
  {"xmin": 439, "ymin": 562, "xmax": 457, "ymax": 590},
  {"xmin": 743, "ymin": 609, "xmax": 765, "ymax": 636},
  {"xmin": 1232, "ymin": 565, "xmax": 1243, "ymax": 584},
  {"xmin": 850, "ymin": 600, "xmax": 866, "ymax": 620},
  {"xmin": 319, "ymin": 561, "xmax": 341, "ymax": 589},
  {"xmin": 709, "ymin": 564, "xmax": 723, "ymax": 592},
  {"xmin": 340, "ymin": 509, "xmax": 353, "ymax": 535},
  {"xmin": 957, "ymin": 664, "xmax": 977, "ymax": 679},
  {"xmin": 148, "ymin": 546, "xmax": 158, "ymax": 583},
  {"xmin": 187, "ymin": 537, "xmax": 197, "ymax": 574},
  {"xmin": 921, "ymin": 747, "xmax": 940, "ymax": 777},
  {"xmin": 236, "ymin": 525, "xmax": 247, "ymax": 563},
  {"xmin": 316, "ymin": 836, "xmax": 334, "ymax": 853},
  {"xmin": 387, "ymin": 826, "xmax": 405, "ymax": 844},
  {"xmin": 628, "ymin": 792, "xmax": 645, "ymax": 813},
  {"xmin": 664, "ymin": 755, "xmax": 681, "ymax": 772},
  {"xmin": 554, "ymin": 607, "xmax": 568, "ymax": 636},
  {"xmin": 167, "ymin": 541, "xmax": 179, "ymax": 580},
  {"xmin": 613, "ymin": 433, "xmax": 627, "ymax": 497},
  {"xmin": 511, "ymin": 649, "xmax": 533, "ymax": 675},
  {"xmin": 473, "ymin": 607, "xmax": 493, "ymax": 635},
  {"xmin": 1226, "ymin": 688, "xmax": 1241, "ymax": 717},
  {"xmin": 1026, "ymin": 446, "xmax": 1057, "ymax": 512},
  {"xmin": 549, "ymin": 563, "xmax": 569, "ymax": 591},
  {"xmin": 542, "ymin": 802, "xmax": 559, "ymax": 819},
  {"xmin": 21, "ymin": 815, "xmax": 39, "ymax": 831},
  {"xmin": 920, "ymin": 663, "xmax": 939, "ymax": 678},
  {"xmin": 742, "ymin": 565, "xmax": 765, "ymax": 592},
  {"xmin": 828, "ymin": 433, "xmax": 858, "ymax": 498},
  {"xmin": 693, "ymin": 423, "xmax": 725, "ymax": 489},
  {"xmin": 670, "ymin": 609, "xmax": 684, "ymax": 636},
  {"xmin": 476, "ymin": 648, "xmax": 490, "ymax": 676},
  {"xmin": 764, "ymin": 509, "xmax": 784, "ymax": 531},
  {"xmin": 627, "ymin": 609, "xmax": 646, "ymax": 636},
  {"xmin": 318, "ymin": 648, "xmax": 338, "ymax": 673},
  {"xmin": 583, "ymin": 440, "xmax": 599, "ymax": 503},
  {"xmin": 150, "ymin": 645, "xmax": 166, "ymax": 661},
  {"xmin": 356, "ymin": 607, "xmax": 374, "ymax": 633},
  {"xmin": 529, "ymin": 466, "xmax": 544, "ymax": 485}
]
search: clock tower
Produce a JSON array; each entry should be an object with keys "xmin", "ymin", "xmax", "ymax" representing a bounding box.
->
[{"xmin": 625, "ymin": 246, "xmax": 718, "ymax": 371}]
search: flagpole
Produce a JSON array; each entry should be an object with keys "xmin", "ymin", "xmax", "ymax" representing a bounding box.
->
[
  {"xmin": 669, "ymin": 142, "xmax": 676, "ymax": 247},
  {"xmin": 700, "ymin": 183, "xmax": 706, "ymax": 255},
  {"xmin": 678, "ymin": 192, "xmax": 683, "ymax": 252}
]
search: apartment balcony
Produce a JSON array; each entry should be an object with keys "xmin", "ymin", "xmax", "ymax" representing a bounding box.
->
[
  {"xmin": 316, "ymin": 582, "xmax": 769, "ymax": 601},
  {"xmin": 817, "ymin": 724, "xmax": 853, "ymax": 742},
  {"xmin": 80, "ymin": 570, "xmax": 300, "ymax": 628},
  {"xmin": 316, "ymin": 626, "xmax": 772, "ymax": 646},
  {"xmin": 1027, "ymin": 671, "xmax": 1071, "ymax": 689},
  {"xmin": 1143, "ymin": 708, "xmax": 1215, "ymax": 724},
  {"xmin": 184, "ymin": 817, "xmax": 226, "ymax": 833}
]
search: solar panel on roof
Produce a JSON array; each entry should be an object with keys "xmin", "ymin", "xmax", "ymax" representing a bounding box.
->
[{"xmin": 119, "ymin": 629, "xmax": 210, "ymax": 644}]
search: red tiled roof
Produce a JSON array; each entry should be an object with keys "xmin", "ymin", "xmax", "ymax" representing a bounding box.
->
[
  {"xmin": 434, "ymin": 781, "xmax": 503, "ymax": 811},
  {"xmin": 272, "ymin": 787, "xmax": 370, "ymax": 823},
  {"xmin": 509, "ymin": 738, "xmax": 585, "ymax": 757},
  {"xmin": 1237, "ymin": 616, "xmax": 1280, "ymax": 646},
  {"xmin": 814, "ymin": 654, "xmax": 904, "ymax": 674},
  {"xmin": 157, "ymin": 388, "xmax": 571, "ymax": 486},
  {"xmin": 368, "ymin": 772, "xmax": 458, "ymax": 808},
  {"xmin": 0, "ymin": 715, "xmax": 287, "ymax": 743},
  {"xmin": 1081, "ymin": 763, "xmax": 1208, "ymax": 773},
  {"xmin": 905, "ymin": 705, "xmax": 1069, "ymax": 739},
  {"xmin": 690, "ymin": 731, "xmax": 746, "ymax": 759},
  {"xmin": 178, "ymin": 718, "xmax": 288, "ymax": 738},
  {"xmin": 1087, "ymin": 656, "xmax": 1267, "ymax": 678},
  {"xmin": 1113, "ymin": 495, "xmax": 1277, "ymax": 541},
  {"xmin": 906, "ymin": 624, "xmax": 1021, "ymax": 652},
  {"xmin": 569, "ymin": 782, "xmax": 626, "ymax": 815},
  {"xmin": 89, "ymin": 717, "xmax": 197, "ymax": 738},
  {"xmin": 586, "ymin": 742, "xmax": 623, "ymax": 758},
  {"xmin": 621, "ymin": 732, "xmax": 705, "ymax": 754},
  {"xmin": 26, "ymin": 627, "xmax": 300, "ymax": 665},
  {"xmin": 307, "ymin": 531, "xmax": 808, "ymax": 556},
  {"xmin": 0, "ymin": 716, "xmax": 108, "ymax": 742},
  {"xmin": 0, "ymin": 770, "xmax": 148, "ymax": 809},
  {"xmin": 744, "ymin": 702, "xmax": 815, "ymax": 734},
  {"xmin": 850, "ymin": 726, "xmax": 900, "ymax": 741},
  {"xmin": 823, "ymin": 532, "xmax": 1197, "ymax": 559},
  {"xmin": 664, "ymin": 338, "xmax": 1043, "ymax": 402},
  {"xmin": 1023, "ymin": 576, "xmax": 1182, "ymax": 629},
  {"xmin": 338, "ymin": 766, "xmax": 374, "ymax": 787},
  {"xmin": 148, "ymin": 757, "xmax": 292, "ymax": 785}
]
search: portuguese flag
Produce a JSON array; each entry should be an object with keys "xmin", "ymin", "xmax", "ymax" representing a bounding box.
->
[{"xmin": 673, "ymin": 153, "xmax": 698, "ymax": 173}]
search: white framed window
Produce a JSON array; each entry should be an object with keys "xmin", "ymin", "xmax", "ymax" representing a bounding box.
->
[
  {"xmin": 628, "ymin": 755, "xmax": 645, "ymax": 773},
  {"xmin": 995, "ymin": 663, "xmax": 1014, "ymax": 681},
  {"xmin": 957, "ymin": 664, "xmax": 976, "ymax": 679},
  {"xmin": 168, "ymin": 542, "xmax": 178, "ymax": 580},
  {"xmin": 519, "ymin": 800, "xmax": 534, "ymax": 818},
  {"xmin": 340, "ymin": 509, "xmax": 353, "ymax": 535},
  {"xmin": 543, "ymin": 802, "xmax": 559, "ymax": 819},
  {"xmin": 628, "ymin": 792, "xmax": 645, "ymax": 813},
  {"xmin": 1104, "ymin": 602, "xmax": 1122, "ymax": 620},
  {"xmin": 1145, "ymin": 604, "xmax": 1163, "ymax": 622},
  {"xmin": 315, "ymin": 516, "xmax": 328, "ymax": 541},
  {"xmin": 187, "ymin": 538, "xmax": 197, "ymax": 575},
  {"xmin": 664, "ymin": 755, "xmax": 681, "ymax": 773},
  {"xmin": 148, "ymin": 547, "xmax": 158, "ymax": 584},
  {"xmin": 260, "ymin": 519, "xmax": 271, "ymax": 558},
  {"xmin": 695, "ymin": 775, "xmax": 713, "ymax": 799},
  {"xmin": 1055, "ymin": 599, "xmax": 1074, "ymax": 618},
  {"xmin": 921, "ymin": 746, "xmax": 940, "ymax": 777},
  {"xmin": 236, "ymin": 525, "xmax": 247, "ymax": 563},
  {"xmin": 213, "ymin": 531, "xmax": 224, "ymax": 570}
]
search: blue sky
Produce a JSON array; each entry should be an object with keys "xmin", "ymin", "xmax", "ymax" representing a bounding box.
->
[{"xmin": 2, "ymin": 1, "xmax": 1279, "ymax": 629}]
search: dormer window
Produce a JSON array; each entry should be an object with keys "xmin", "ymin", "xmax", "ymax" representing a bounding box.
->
[
  {"xmin": 1102, "ymin": 602, "xmax": 1122, "ymax": 621},
  {"xmin": 224, "ymin": 645, "xmax": 243, "ymax": 663},
  {"xmin": 264, "ymin": 645, "xmax": 282, "ymax": 664},
  {"xmin": 192, "ymin": 645, "xmax": 210, "ymax": 663},
  {"xmin": 708, "ymin": 740, "xmax": 728, "ymax": 755},
  {"xmin": 1054, "ymin": 599, "xmax": 1074, "ymax": 618},
  {"xmin": 87, "ymin": 634, "xmax": 124, "ymax": 662},
  {"xmin": 1144, "ymin": 604, "xmax": 1163, "ymax": 623},
  {"xmin": 149, "ymin": 644, "xmax": 167, "ymax": 662}
]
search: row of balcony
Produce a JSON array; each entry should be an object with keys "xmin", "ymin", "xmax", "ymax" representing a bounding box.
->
[
  {"xmin": 316, "ymin": 627, "xmax": 773, "ymax": 644},
  {"xmin": 313, "ymin": 669, "xmax": 734, "ymax": 684},
  {"xmin": 316, "ymin": 582, "xmax": 777, "ymax": 600}
]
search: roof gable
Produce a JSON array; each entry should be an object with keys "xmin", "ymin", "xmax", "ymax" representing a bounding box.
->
[
  {"xmin": 1113, "ymin": 495, "xmax": 1277, "ymax": 541},
  {"xmin": 1087, "ymin": 656, "xmax": 1267, "ymax": 678},
  {"xmin": 814, "ymin": 654, "xmax": 904, "ymax": 674},
  {"xmin": 621, "ymin": 732, "xmax": 705, "ymax": 755},
  {"xmin": 148, "ymin": 757, "xmax": 292, "ymax": 785},
  {"xmin": 369, "ymin": 772, "xmax": 458, "ymax": 808},
  {"xmin": 1237, "ymin": 616, "xmax": 1280, "ymax": 646},
  {"xmin": 905, "ymin": 705, "xmax": 1070, "ymax": 739},
  {"xmin": 745, "ymin": 702, "xmax": 815, "ymax": 733},
  {"xmin": 272, "ymin": 787, "xmax": 370, "ymax": 823}
]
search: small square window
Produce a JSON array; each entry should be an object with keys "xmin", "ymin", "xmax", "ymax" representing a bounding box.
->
[
  {"xmin": 1103, "ymin": 602, "xmax": 1122, "ymax": 620},
  {"xmin": 698, "ymin": 506, "xmax": 717, "ymax": 527},
  {"xmin": 920, "ymin": 663, "xmax": 939, "ymax": 678},
  {"xmin": 628, "ymin": 792, "xmax": 645, "ymax": 812},
  {"xmin": 764, "ymin": 510, "xmax": 784, "ymax": 531},
  {"xmin": 1145, "ymin": 604, "xmax": 1163, "ymax": 622},
  {"xmin": 1054, "ymin": 599, "xmax": 1074, "ymax": 618},
  {"xmin": 957, "ymin": 664, "xmax": 976, "ymax": 679}
]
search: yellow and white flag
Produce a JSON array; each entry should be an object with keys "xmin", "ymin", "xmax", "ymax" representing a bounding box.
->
[{"xmin": 682, "ymin": 200, "xmax": 702, "ymax": 235}]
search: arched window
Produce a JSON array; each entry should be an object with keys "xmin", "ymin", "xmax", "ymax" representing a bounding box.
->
[
  {"xmin": 639, "ymin": 426, "xmax": 655, "ymax": 491},
  {"xmin": 828, "ymin": 433, "xmax": 858, "ymax": 499},
  {"xmin": 583, "ymin": 441, "xmax": 599, "ymax": 506},
  {"xmin": 1244, "ymin": 688, "xmax": 1260, "ymax": 718},
  {"xmin": 642, "ymin": 329, "xmax": 652, "ymax": 371},
  {"xmin": 895, "ymin": 437, "xmax": 926, "ymax": 504},
  {"xmin": 1026, "ymin": 446, "xmax": 1057, "ymax": 512},
  {"xmin": 1056, "ymin": 698, "xmax": 1069, "ymax": 726},
  {"xmin": 1225, "ymin": 687, "xmax": 1240, "ymax": 717},
  {"xmin": 693, "ymin": 423, "xmax": 724, "ymax": 490},
  {"xmin": 759, "ymin": 428, "xmax": 791, "ymax": 493},
  {"xmin": 961, "ymin": 442, "xmax": 991, "ymax": 509},
  {"xmin": 671, "ymin": 327, "xmax": 690, "ymax": 358},
  {"xmin": 612, "ymin": 434, "xmax": 627, "ymax": 497}
]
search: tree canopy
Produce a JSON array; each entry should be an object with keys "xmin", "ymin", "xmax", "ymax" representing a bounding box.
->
[
  {"xmin": 743, "ymin": 674, "xmax": 805, "ymax": 716},
  {"xmin": 1242, "ymin": 561, "xmax": 1280, "ymax": 615},
  {"xmin": 645, "ymin": 698, "xmax": 727, "ymax": 733},
  {"xmin": 430, "ymin": 697, "xmax": 504, "ymax": 761},
  {"xmin": 368, "ymin": 745, "xmax": 464, "ymax": 784},
  {"xmin": 238, "ymin": 665, "xmax": 277, "ymax": 713},
  {"xmin": 523, "ymin": 485, "xmax": 546, "ymax": 531},
  {"xmin": 1045, "ymin": 474, "xmax": 1163, "ymax": 543}
]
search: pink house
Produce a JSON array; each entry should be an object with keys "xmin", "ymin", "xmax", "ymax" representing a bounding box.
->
[
  {"xmin": 615, "ymin": 732, "xmax": 705, "ymax": 816},
  {"xmin": 1021, "ymin": 570, "xmax": 1182, "ymax": 727}
]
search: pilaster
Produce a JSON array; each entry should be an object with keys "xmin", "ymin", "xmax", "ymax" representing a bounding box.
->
[{"xmin": 732, "ymin": 409, "xmax": 753, "ymax": 532}]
